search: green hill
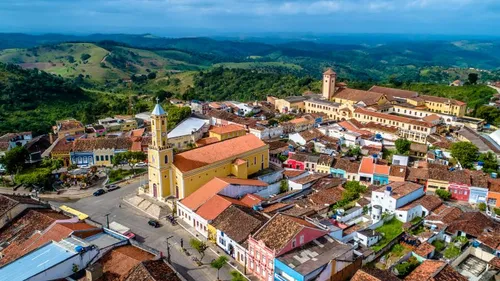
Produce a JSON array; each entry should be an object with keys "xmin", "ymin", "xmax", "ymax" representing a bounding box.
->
[{"xmin": 0, "ymin": 42, "xmax": 209, "ymax": 82}]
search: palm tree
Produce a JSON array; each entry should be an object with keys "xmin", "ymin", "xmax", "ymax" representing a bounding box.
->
[{"xmin": 210, "ymin": 256, "xmax": 228, "ymax": 280}]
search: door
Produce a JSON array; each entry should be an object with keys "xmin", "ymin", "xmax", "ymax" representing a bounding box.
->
[{"xmin": 153, "ymin": 183, "xmax": 157, "ymax": 197}]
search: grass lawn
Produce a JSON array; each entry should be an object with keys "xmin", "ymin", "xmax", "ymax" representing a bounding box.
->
[
  {"xmin": 371, "ymin": 218, "xmax": 404, "ymax": 252},
  {"xmin": 108, "ymin": 168, "xmax": 146, "ymax": 183}
]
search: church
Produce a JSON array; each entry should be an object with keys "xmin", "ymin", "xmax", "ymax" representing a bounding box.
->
[{"xmin": 147, "ymin": 102, "xmax": 270, "ymax": 200}]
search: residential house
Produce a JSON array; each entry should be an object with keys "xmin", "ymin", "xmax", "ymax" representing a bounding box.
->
[
  {"xmin": 395, "ymin": 195, "xmax": 442, "ymax": 223},
  {"xmin": 209, "ymin": 124, "xmax": 246, "ymax": 141},
  {"xmin": 0, "ymin": 132, "xmax": 33, "ymax": 154},
  {"xmin": 274, "ymin": 235, "xmax": 359, "ymax": 281},
  {"xmin": 410, "ymin": 143, "xmax": 428, "ymax": 158},
  {"xmin": 371, "ymin": 181, "xmax": 425, "ymax": 221},
  {"xmin": 468, "ymin": 171, "xmax": 489, "ymax": 204},
  {"xmin": 229, "ymin": 101, "xmax": 261, "ymax": 116},
  {"xmin": 0, "ymin": 195, "xmax": 47, "ymax": 229},
  {"xmin": 406, "ymin": 167, "xmax": 429, "ymax": 186},
  {"xmin": 316, "ymin": 155, "xmax": 334, "ymax": 174},
  {"xmin": 285, "ymin": 117, "xmax": 315, "ymax": 133},
  {"xmin": 358, "ymin": 156, "xmax": 390, "ymax": 185},
  {"xmin": 355, "ymin": 229, "xmax": 381, "ymax": 247},
  {"xmin": 392, "ymin": 155, "xmax": 409, "ymax": 166},
  {"xmin": 167, "ymin": 117, "xmax": 209, "ymax": 150},
  {"xmin": 284, "ymin": 152, "xmax": 320, "ymax": 171},
  {"xmin": 487, "ymin": 178, "xmax": 500, "ymax": 208},
  {"xmin": 289, "ymin": 173, "xmax": 328, "ymax": 190},
  {"xmin": 177, "ymin": 177, "xmax": 268, "ymax": 238},
  {"xmin": 246, "ymin": 214, "xmax": 329, "ymax": 281},
  {"xmin": 273, "ymin": 96, "xmax": 308, "ymax": 113},
  {"xmin": 389, "ymin": 165, "xmax": 407, "ymax": 182},
  {"xmin": 210, "ymin": 205, "xmax": 268, "ymax": 267},
  {"xmin": 405, "ymin": 260, "xmax": 467, "ymax": 281},
  {"xmin": 53, "ymin": 119, "xmax": 85, "ymax": 138},
  {"xmin": 70, "ymin": 137, "xmax": 132, "ymax": 167},
  {"xmin": 332, "ymin": 88, "xmax": 388, "ymax": 107},
  {"xmin": 190, "ymin": 100, "xmax": 209, "ymax": 115},
  {"xmin": 249, "ymin": 124, "xmax": 283, "ymax": 140},
  {"xmin": 318, "ymin": 123, "xmax": 360, "ymax": 147},
  {"xmin": 288, "ymin": 129, "xmax": 324, "ymax": 146},
  {"xmin": 351, "ymin": 268, "xmax": 401, "ymax": 281},
  {"xmin": 313, "ymin": 135, "xmax": 339, "ymax": 155},
  {"xmin": 331, "ymin": 158, "xmax": 360, "ymax": 181}
]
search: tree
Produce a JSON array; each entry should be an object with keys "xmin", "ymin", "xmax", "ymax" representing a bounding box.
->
[
  {"xmin": 475, "ymin": 106, "xmax": 500, "ymax": 124},
  {"xmin": 450, "ymin": 141, "xmax": 479, "ymax": 168},
  {"xmin": 80, "ymin": 53, "xmax": 91, "ymax": 61},
  {"xmin": 210, "ymin": 256, "xmax": 228, "ymax": 280},
  {"xmin": 190, "ymin": 238, "xmax": 208, "ymax": 261},
  {"xmin": 147, "ymin": 72, "xmax": 157, "ymax": 79},
  {"xmin": 112, "ymin": 151, "xmax": 147, "ymax": 174},
  {"xmin": 435, "ymin": 189, "xmax": 451, "ymax": 201},
  {"xmin": 268, "ymin": 119, "xmax": 279, "ymax": 126},
  {"xmin": 478, "ymin": 151, "xmax": 498, "ymax": 173},
  {"xmin": 478, "ymin": 202, "xmax": 487, "ymax": 211},
  {"xmin": 346, "ymin": 146, "xmax": 361, "ymax": 157},
  {"xmin": 0, "ymin": 146, "xmax": 29, "ymax": 178},
  {"xmin": 468, "ymin": 73, "xmax": 479, "ymax": 85},
  {"xmin": 230, "ymin": 270, "xmax": 246, "ymax": 281},
  {"xmin": 395, "ymin": 138, "xmax": 411, "ymax": 155},
  {"xmin": 345, "ymin": 181, "xmax": 367, "ymax": 194},
  {"xmin": 279, "ymin": 180, "xmax": 289, "ymax": 193}
]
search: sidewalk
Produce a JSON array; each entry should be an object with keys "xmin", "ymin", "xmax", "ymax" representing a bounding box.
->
[{"xmin": 176, "ymin": 217, "xmax": 257, "ymax": 281}]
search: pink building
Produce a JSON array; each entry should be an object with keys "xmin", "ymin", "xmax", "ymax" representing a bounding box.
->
[
  {"xmin": 246, "ymin": 214, "xmax": 328, "ymax": 281},
  {"xmin": 449, "ymin": 183, "xmax": 470, "ymax": 202},
  {"xmin": 284, "ymin": 152, "xmax": 306, "ymax": 170}
]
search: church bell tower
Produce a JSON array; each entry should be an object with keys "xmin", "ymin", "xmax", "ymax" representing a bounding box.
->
[{"xmin": 148, "ymin": 98, "xmax": 174, "ymax": 200}]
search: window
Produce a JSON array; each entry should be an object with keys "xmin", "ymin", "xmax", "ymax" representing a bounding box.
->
[
  {"xmin": 299, "ymin": 235, "xmax": 304, "ymax": 245},
  {"xmin": 162, "ymin": 120, "xmax": 165, "ymax": 125},
  {"xmin": 292, "ymin": 239, "xmax": 296, "ymax": 248},
  {"xmin": 165, "ymin": 155, "xmax": 168, "ymax": 163}
]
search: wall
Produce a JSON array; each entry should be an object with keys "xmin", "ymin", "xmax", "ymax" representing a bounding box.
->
[
  {"xmin": 469, "ymin": 187, "xmax": 488, "ymax": 204},
  {"xmin": 217, "ymin": 184, "xmax": 267, "ymax": 198},
  {"xmin": 274, "ymin": 258, "xmax": 304, "ymax": 281},
  {"xmin": 449, "ymin": 185, "xmax": 470, "ymax": 201},
  {"xmin": 247, "ymin": 237, "xmax": 275, "ymax": 281},
  {"xmin": 94, "ymin": 148, "xmax": 115, "ymax": 167},
  {"xmin": 277, "ymin": 228, "xmax": 328, "ymax": 256},
  {"xmin": 0, "ymin": 203, "xmax": 47, "ymax": 229},
  {"xmin": 177, "ymin": 202, "xmax": 196, "ymax": 228},
  {"xmin": 487, "ymin": 191, "xmax": 500, "ymax": 208},
  {"xmin": 28, "ymin": 247, "xmax": 99, "ymax": 281},
  {"xmin": 426, "ymin": 179, "xmax": 450, "ymax": 192},
  {"xmin": 395, "ymin": 205, "xmax": 422, "ymax": 223},
  {"xmin": 329, "ymin": 256, "xmax": 362, "ymax": 281},
  {"xmin": 289, "ymin": 133, "xmax": 306, "ymax": 145},
  {"xmin": 316, "ymin": 164, "xmax": 331, "ymax": 174}
]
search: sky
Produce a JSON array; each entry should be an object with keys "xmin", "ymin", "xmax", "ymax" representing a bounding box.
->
[{"xmin": 1, "ymin": 0, "xmax": 500, "ymax": 36}]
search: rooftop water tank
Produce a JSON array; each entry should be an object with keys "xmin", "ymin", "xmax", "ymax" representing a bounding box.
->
[
  {"xmin": 75, "ymin": 245, "xmax": 84, "ymax": 253},
  {"xmin": 478, "ymin": 161, "xmax": 484, "ymax": 166},
  {"xmin": 492, "ymin": 172, "xmax": 498, "ymax": 179}
]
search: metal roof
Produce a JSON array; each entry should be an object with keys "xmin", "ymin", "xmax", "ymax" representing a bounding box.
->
[
  {"xmin": 168, "ymin": 117, "xmax": 208, "ymax": 138},
  {"xmin": 151, "ymin": 104, "xmax": 166, "ymax": 116}
]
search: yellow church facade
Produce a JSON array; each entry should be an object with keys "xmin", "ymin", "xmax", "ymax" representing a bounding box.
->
[{"xmin": 147, "ymin": 102, "xmax": 269, "ymax": 200}]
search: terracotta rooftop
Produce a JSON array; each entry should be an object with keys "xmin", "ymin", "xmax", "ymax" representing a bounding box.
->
[
  {"xmin": 239, "ymin": 193, "xmax": 264, "ymax": 208},
  {"xmin": 317, "ymin": 154, "xmax": 334, "ymax": 167},
  {"xmin": 399, "ymin": 195, "xmax": 442, "ymax": 212},
  {"xmin": 323, "ymin": 68, "xmax": 336, "ymax": 75},
  {"xmin": 410, "ymin": 143, "xmax": 428, "ymax": 153},
  {"xmin": 390, "ymin": 165, "xmax": 408, "ymax": 178},
  {"xmin": 308, "ymin": 187, "xmax": 343, "ymax": 206},
  {"xmin": 488, "ymin": 178, "xmax": 500, "ymax": 193},
  {"xmin": 311, "ymin": 177, "xmax": 343, "ymax": 191},
  {"xmin": 209, "ymin": 124, "xmax": 245, "ymax": 135},
  {"xmin": 335, "ymin": 88, "xmax": 385, "ymax": 106},
  {"xmin": 210, "ymin": 205, "xmax": 268, "ymax": 244},
  {"xmin": 338, "ymin": 120, "xmax": 372, "ymax": 137},
  {"xmin": 173, "ymin": 134, "xmax": 267, "ymax": 172},
  {"xmin": 405, "ymin": 260, "xmax": 467, "ymax": 281},
  {"xmin": 414, "ymin": 241, "xmax": 435, "ymax": 257},
  {"xmin": 298, "ymin": 129, "xmax": 324, "ymax": 142},
  {"xmin": 351, "ymin": 268, "xmax": 401, "ymax": 281},
  {"xmin": 98, "ymin": 245, "xmax": 155, "ymax": 281},
  {"xmin": 124, "ymin": 260, "xmax": 181, "ymax": 281},
  {"xmin": 252, "ymin": 214, "xmax": 323, "ymax": 251},
  {"xmin": 364, "ymin": 121, "xmax": 399, "ymax": 134},
  {"xmin": 57, "ymin": 119, "xmax": 84, "ymax": 131},
  {"xmin": 422, "ymin": 114, "xmax": 441, "ymax": 122},
  {"xmin": 427, "ymin": 164, "xmax": 470, "ymax": 185},
  {"xmin": 51, "ymin": 138, "xmax": 74, "ymax": 153},
  {"xmin": 426, "ymin": 205, "xmax": 463, "ymax": 226},
  {"xmin": 446, "ymin": 211, "xmax": 499, "ymax": 237},
  {"xmin": 195, "ymin": 137, "xmax": 219, "ymax": 147},
  {"xmin": 180, "ymin": 177, "xmax": 267, "ymax": 211},
  {"xmin": 368, "ymin": 85, "xmax": 418, "ymax": 99},
  {"xmin": 468, "ymin": 170, "xmax": 489, "ymax": 188},
  {"xmin": 375, "ymin": 181, "xmax": 423, "ymax": 199},
  {"xmin": 262, "ymin": 202, "xmax": 291, "ymax": 214},
  {"xmin": 489, "ymin": 257, "xmax": 500, "ymax": 269},
  {"xmin": 289, "ymin": 117, "xmax": 309, "ymax": 124},
  {"xmin": 354, "ymin": 107, "xmax": 434, "ymax": 128},
  {"xmin": 406, "ymin": 167, "xmax": 429, "ymax": 181},
  {"xmin": 292, "ymin": 173, "xmax": 328, "ymax": 185},
  {"xmin": 195, "ymin": 195, "xmax": 244, "ymax": 220},
  {"xmin": 283, "ymin": 169, "xmax": 308, "ymax": 178}
]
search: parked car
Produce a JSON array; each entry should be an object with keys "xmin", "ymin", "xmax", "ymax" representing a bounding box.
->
[
  {"xmin": 134, "ymin": 162, "xmax": 147, "ymax": 168},
  {"xmin": 148, "ymin": 219, "xmax": 160, "ymax": 228},
  {"xmin": 106, "ymin": 184, "xmax": 120, "ymax": 191},
  {"xmin": 109, "ymin": 221, "xmax": 136, "ymax": 239},
  {"xmin": 93, "ymin": 189, "xmax": 106, "ymax": 196}
]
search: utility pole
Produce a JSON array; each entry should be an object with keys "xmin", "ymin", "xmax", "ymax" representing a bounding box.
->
[
  {"xmin": 165, "ymin": 236, "xmax": 174, "ymax": 264},
  {"xmin": 104, "ymin": 213, "xmax": 110, "ymax": 228}
]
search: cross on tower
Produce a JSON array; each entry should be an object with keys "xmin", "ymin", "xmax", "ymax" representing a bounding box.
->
[{"xmin": 156, "ymin": 97, "xmax": 160, "ymax": 104}]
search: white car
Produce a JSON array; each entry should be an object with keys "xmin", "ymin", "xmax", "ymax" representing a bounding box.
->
[{"xmin": 134, "ymin": 162, "xmax": 147, "ymax": 168}]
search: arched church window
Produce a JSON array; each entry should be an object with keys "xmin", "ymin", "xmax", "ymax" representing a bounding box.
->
[{"xmin": 165, "ymin": 155, "xmax": 168, "ymax": 164}]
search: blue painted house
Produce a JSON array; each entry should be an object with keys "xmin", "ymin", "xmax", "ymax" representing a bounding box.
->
[{"xmin": 274, "ymin": 235, "xmax": 359, "ymax": 281}]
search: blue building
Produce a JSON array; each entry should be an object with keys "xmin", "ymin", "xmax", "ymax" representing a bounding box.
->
[
  {"xmin": 70, "ymin": 151, "xmax": 94, "ymax": 167},
  {"xmin": 274, "ymin": 235, "xmax": 358, "ymax": 281},
  {"xmin": 469, "ymin": 186, "xmax": 488, "ymax": 204}
]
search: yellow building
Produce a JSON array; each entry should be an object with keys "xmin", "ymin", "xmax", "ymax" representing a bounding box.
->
[
  {"xmin": 53, "ymin": 119, "xmax": 85, "ymax": 138},
  {"xmin": 273, "ymin": 96, "xmax": 307, "ymax": 113},
  {"xmin": 120, "ymin": 119, "xmax": 138, "ymax": 132},
  {"xmin": 147, "ymin": 102, "xmax": 269, "ymax": 200},
  {"xmin": 209, "ymin": 124, "xmax": 246, "ymax": 141},
  {"xmin": 316, "ymin": 155, "xmax": 334, "ymax": 174},
  {"xmin": 420, "ymin": 95, "xmax": 466, "ymax": 117}
]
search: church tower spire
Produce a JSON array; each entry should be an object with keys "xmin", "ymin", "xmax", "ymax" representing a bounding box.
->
[{"xmin": 148, "ymin": 99, "xmax": 174, "ymax": 200}]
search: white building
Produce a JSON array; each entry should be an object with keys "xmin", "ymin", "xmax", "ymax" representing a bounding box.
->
[
  {"xmin": 371, "ymin": 182, "xmax": 425, "ymax": 222},
  {"xmin": 249, "ymin": 125, "xmax": 283, "ymax": 140},
  {"xmin": 394, "ymin": 195, "xmax": 443, "ymax": 223},
  {"xmin": 355, "ymin": 229, "xmax": 381, "ymax": 247},
  {"xmin": 167, "ymin": 117, "xmax": 209, "ymax": 150},
  {"xmin": 318, "ymin": 124, "xmax": 360, "ymax": 147}
]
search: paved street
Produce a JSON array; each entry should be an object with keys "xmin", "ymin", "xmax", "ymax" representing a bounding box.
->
[{"xmin": 50, "ymin": 175, "xmax": 241, "ymax": 281}]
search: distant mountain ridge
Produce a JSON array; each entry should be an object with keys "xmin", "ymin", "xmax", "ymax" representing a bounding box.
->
[{"xmin": 1, "ymin": 33, "xmax": 500, "ymax": 83}]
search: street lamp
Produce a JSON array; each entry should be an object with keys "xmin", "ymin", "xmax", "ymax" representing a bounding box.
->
[{"xmin": 165, "ymin": 235, "xmax": 174, "ymax": 264}]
